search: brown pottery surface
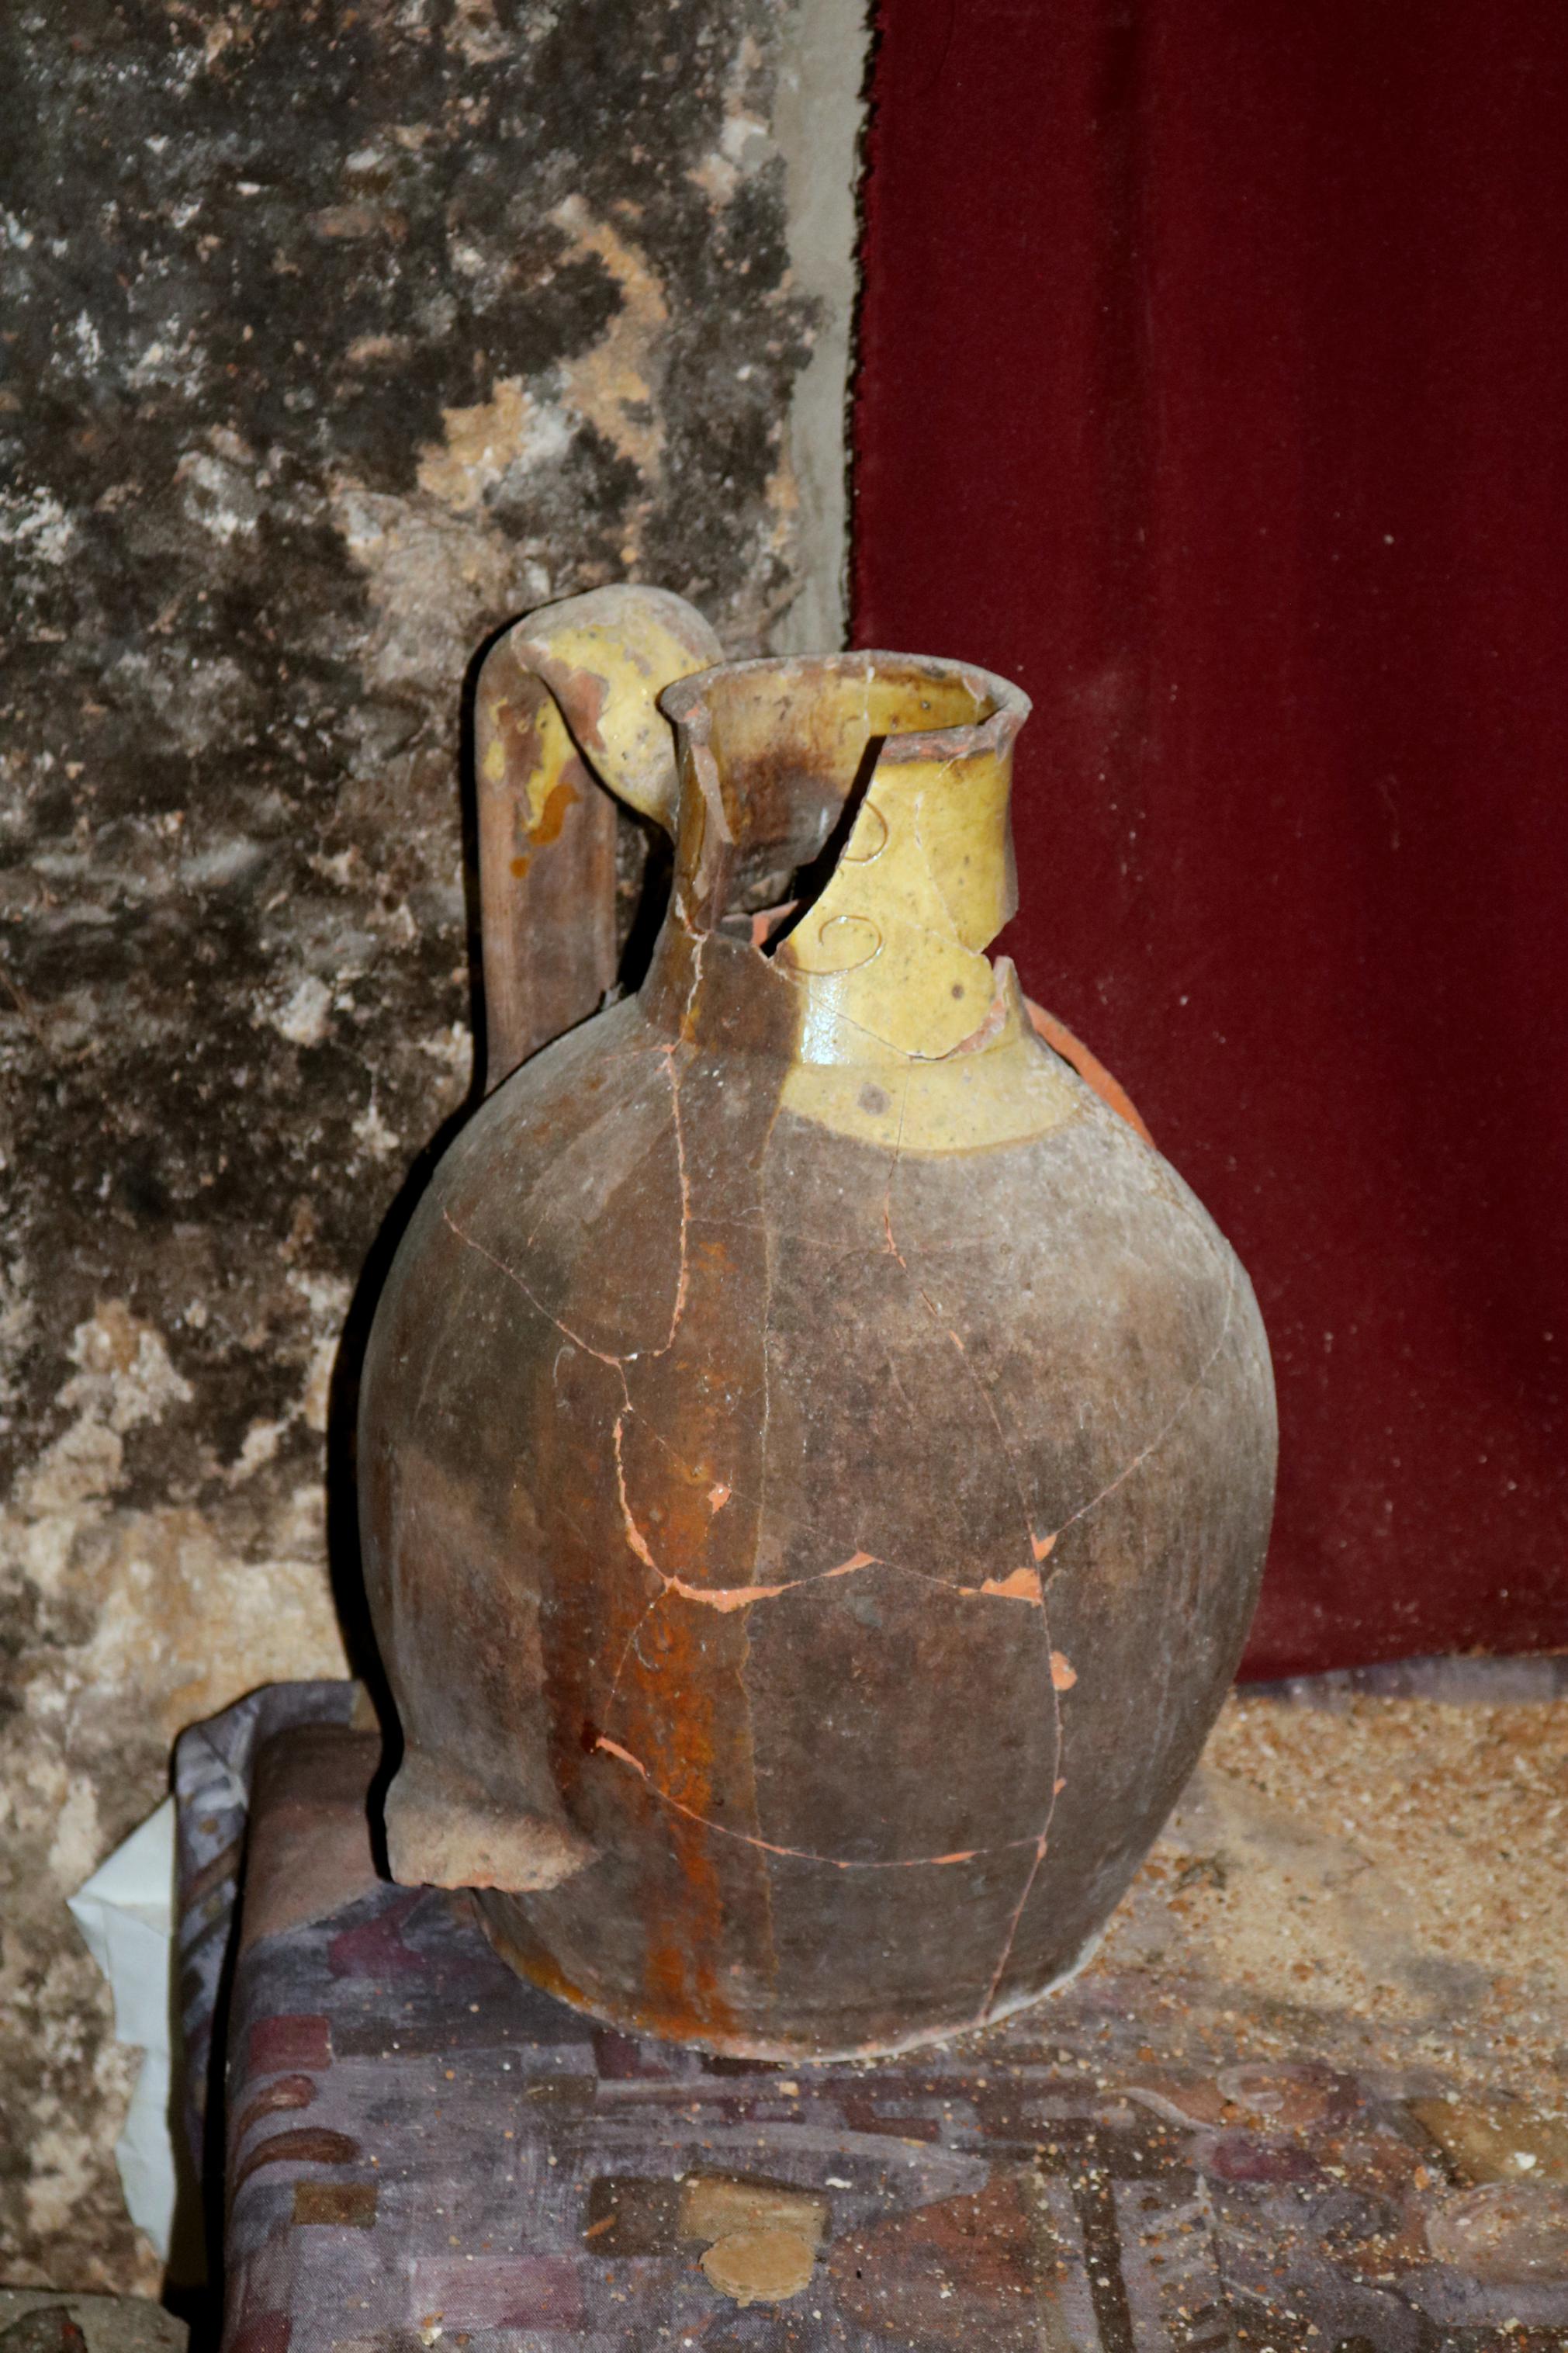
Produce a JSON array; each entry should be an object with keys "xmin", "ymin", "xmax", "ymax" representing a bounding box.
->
[{"xmin": 358, "ymin": 588, "xmax": 1277, "ymax": 2057}]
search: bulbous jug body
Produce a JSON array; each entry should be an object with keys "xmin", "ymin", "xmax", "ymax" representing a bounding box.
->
[{"xmin": 359, "ymin": 609, "xmax": 1276, "ymax": 2058}]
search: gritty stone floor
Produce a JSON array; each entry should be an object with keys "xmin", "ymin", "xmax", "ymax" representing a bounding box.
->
[{"xmin": 1109, "ymin": 1688, "xmax": 1568, "ymax": 2129}]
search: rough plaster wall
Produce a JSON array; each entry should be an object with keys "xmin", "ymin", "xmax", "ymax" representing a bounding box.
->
[
  {"xmin": 771, "ymin": 0, "xmax": 864, "ymax": 653},
  {"xmin": 0, "ymin": 0, "xmax": 865, "ymax": 2288}
]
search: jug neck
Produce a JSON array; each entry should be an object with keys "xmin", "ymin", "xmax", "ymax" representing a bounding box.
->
[{"xmin": 650, "ymin": 653, "xmax": 1031, "ymax": 1066}]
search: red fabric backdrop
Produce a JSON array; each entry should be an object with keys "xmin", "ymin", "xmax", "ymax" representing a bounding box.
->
[{"xmin": 852, "ymin": 0, "xmax": 1568, "ymax": 1675}]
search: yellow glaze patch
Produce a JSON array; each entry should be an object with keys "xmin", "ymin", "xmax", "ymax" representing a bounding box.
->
[
  {"xmin": 774, "ymin": 743, "xmax": 1014, "ymax": 1060},
  {"xmin": 506, "ymin": 587, "xmax": 722, "ymax": 833},
  {"xmin": 781, "ymin": 971, "xmax": 1085, "ymax": 1153},
  {"xmin": 522, "ymin": 694, "xmax": 580, "ymax": 833},
  {"xmin": 912, "ymin": 743, "xmax": 1015, "ymax": 950}
]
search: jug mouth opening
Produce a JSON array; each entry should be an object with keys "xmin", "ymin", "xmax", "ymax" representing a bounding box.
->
[
  {"xmin": 659, "ymin": 652, "xmax": 1029, "ymax": 921},
  {"xmin": 660, "ymin": 649, "xmax": 1027, "ymax": 754}
]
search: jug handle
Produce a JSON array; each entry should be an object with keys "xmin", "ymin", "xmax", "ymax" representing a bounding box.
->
[{"xmin": 473, "ymin": 585, "xmax": 723, "ymax": 1092}]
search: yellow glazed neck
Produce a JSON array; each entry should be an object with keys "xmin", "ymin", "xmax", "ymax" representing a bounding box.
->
[{"xmin": 659, "ymin": 652, "xmax": 1031, "ymax": 1066}]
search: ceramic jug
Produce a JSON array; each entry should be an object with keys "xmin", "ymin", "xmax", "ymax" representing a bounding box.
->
[{"xmin": 358, "ymin": 586, "xmax": 1276, "ymax": 2059}]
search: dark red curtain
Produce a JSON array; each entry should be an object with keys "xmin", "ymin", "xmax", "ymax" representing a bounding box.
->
[{"xmin": 853, "ymin": 0, "xmax": 1568, "ymax": 1676}]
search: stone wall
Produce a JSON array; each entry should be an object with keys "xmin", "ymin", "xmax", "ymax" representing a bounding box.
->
[{"xmin": 0, "ymin": 0, "xmax": 862, "ymax": 2287}]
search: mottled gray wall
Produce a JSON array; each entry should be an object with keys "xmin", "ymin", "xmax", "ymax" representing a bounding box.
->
[{"xmin": 0, "ymin": 0, "xmax": 863, "ymax": 2287}]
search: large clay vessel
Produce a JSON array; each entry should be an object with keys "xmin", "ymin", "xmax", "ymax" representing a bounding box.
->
[{"xmin": 359, "ymin": 586, "xmax": 1276, "ymax": 2059}]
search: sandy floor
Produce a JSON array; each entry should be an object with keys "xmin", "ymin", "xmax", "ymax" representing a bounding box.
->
[{"xmin": 1101, "ymin": 1686, "xmax": 1568, "ymax": 2146}]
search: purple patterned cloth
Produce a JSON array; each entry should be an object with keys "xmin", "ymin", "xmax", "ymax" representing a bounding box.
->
[{"xmin": 174, "ymin": 1680, "xmax": 1568, "ymax": 2352}]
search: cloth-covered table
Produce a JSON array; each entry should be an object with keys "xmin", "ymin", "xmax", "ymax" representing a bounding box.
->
[{"xmin": 174, "ymin": 1676, "xmax": 1568, "ymax": 2352}]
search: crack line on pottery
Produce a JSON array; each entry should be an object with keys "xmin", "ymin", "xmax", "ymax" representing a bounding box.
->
[
  {"xmin": 978, "ymin": 1586, "xmax": 1067, "ymax": 2021},
  {"xmin": 754, "ymin": 1187, "xmax": 777, "ymax": 1564},
  {"xmin": 593, "ymin": 1734, "xmax": 1047, "ymax": 1871},
  {"xmin": 446, "ymin": 990, "xmax": 701, "ymax": 1376},
  {"xmin": 604, "ymin": 1498, "xmax": 1043, "ymax": 1615},
  {"xmin": 787, "ymin": 991, "xmax": 956, "ymax": 1066},
  {"xmin": 440, "ymin": 1208, "xmax": 625, "ymax": 1372},
  {"xmin": 604, "ymin": 1585, "xmax": 666, "ymax": 1719},
  {"xmin": 448, "ymin": 1189, "xmax": 1228, "ymax": 1631},
  {"xmin": 1038, "ymin": 1260, "xmax": 1241, "ymax": 1577},
  {"xmin": 638, "ymin": 1415, "xmax": 766, "ymax": 1519},
  {"xmin": 741, "ymin": 1198, "xmax": 780, "ymax": 1991},
  {"xmin": 612, "ymin": 1409, "xmax": 659, "ymax": 1573},
  {"xmin": 597, "ymin": 1523, "xmax": 1047, "ymax": 1782},
  {"xmin": 652, "ymin": 1037, "xmax": 691, "ymax": 1357},
  {"xmin": 913, "ymin": 1279, "xmax": 1046, "ymax": 1563},
  {"xmin": 880, "ymin": 1073, "xmax": 911, "ymax": 1270},
  {"xmin": 661, "ymin": 1550, "xmax": 878, "ymax": 1612}
]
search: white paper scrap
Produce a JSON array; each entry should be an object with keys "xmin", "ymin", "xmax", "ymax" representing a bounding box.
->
[{"xmin": 68, "ymin": 1795, "xmax": 178, "ymax": 2258}]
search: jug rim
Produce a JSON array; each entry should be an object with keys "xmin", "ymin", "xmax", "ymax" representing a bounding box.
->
[{"xmin": 659, "ymin": 647, "xmax": 1030, "ymax": 761}]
